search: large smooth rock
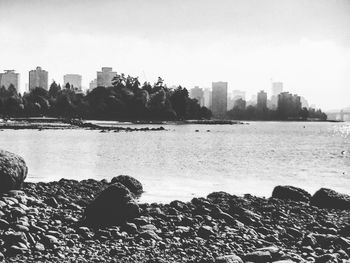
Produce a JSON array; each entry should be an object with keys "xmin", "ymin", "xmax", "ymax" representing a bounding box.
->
[
  {"xmin": 216, "ymin": 254, "xmax": 243, "ymax": 263},
  {"xmin": 271, "ymin": 185, "xmax": 311, "ymax": 202},
  {"xmin": 84, "ymin": 183, "xmax": 140, "ymax": 227},
  {"xmin": 311, "ymin": 188, "xmax": 350, "ymax": 210},
  {"xmin": 110, "ymin": 175, "xmax": 143, "ymax": 196},
  {"xmin": 0, "ymin": 150, "xmax": 28, "ymax": 194}
]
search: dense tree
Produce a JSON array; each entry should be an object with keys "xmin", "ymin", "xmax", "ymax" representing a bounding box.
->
[{"xmin": 0, "ymin": 73, "xmax": 212, "ymax": 120}]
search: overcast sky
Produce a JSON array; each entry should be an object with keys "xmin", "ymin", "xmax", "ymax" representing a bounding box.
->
[{"xmin": 0, "ymin": 0, "xmax": 349, "ymax": 110}]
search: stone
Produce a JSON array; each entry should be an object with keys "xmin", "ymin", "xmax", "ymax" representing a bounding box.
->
[
  {"xmin": 0, "ymin": 150, "xmax": 28, "ymax": 193},
  {"xmin": 198, "ymin": 225, "xmax": 215, "ymax": 239},
  {"xmin": 244, "ymin": 250, "xmax": 272, "ymax": 263},
  {"xmin": 139, "ymin": 230, "xmax": 162, "ymax": 241},
  {"xmin": 84, "ymin": 183, "xmax": 140, "ymax": 227},
  {"xmin": 44, "ymin": 197, "xmax": 59, "ymax": 208},
  {"xmin": 272, "ymin": 185, "xmax": 311, "ymax": 202},
  {"xmin": 311, "ymin": 188, "xmax": 350, "ymax": 210},
  {"xmin": 216, "ymin": 254, "xmax": 244, "ymax": 263},
  {"xmin": 110, "ymin": 175, "xmax": 143, "ymax": 196}
]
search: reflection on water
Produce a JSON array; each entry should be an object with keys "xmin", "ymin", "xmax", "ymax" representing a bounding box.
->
[{"xmin": 0, "ymin": 122, "xmax": 349, "ymax": 203}]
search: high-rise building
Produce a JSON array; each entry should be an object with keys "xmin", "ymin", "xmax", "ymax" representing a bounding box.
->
[
  {"xmin": 97, "ymin": 67, "xmax": 117, "ymax": 87},
  {"xmin": 272, "ymin": 82, "xmax": 283, "ymax": 96},
  {"xmin": 29, "ymin": 66, "xmax": 48, "ymax": 90},
  {"xmin": 212, "ymin": 82, "xmax": 228, "ymax": 119},
  {"xmin": 277, "ymin": 92, "xmax": 302, "ymax": 118},
  {"xmin": 232, "ymin": 90, "xmax": 246, "ymax": 101},
  {"xmin": 203, "ymin": 88, "xmax": 212, "ymax": 109},
  {"xmin": 64, "ymin": 74, "xmax": 82, "ymax": 90},
  {"xmin": 190, "ymin": 86, "xmax": 204, "ymax": 106},
  {"xmin": 0, "ymin": 70, "xmax": 20, "ymax": 91},
  {"xmin": 271, "ymin": 82, "xmax": 283, "ymax": 109},
  {"xmin": 89, "ymin": 79, "xmax": 97, "ymax": 91},
  {"xmin": 257, "ymin": 90, "xmax": 267, "ymax": 110}
]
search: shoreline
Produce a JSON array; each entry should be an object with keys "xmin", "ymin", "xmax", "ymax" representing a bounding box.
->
[{"xmin": 0, "ymin": 178, "xmax": 349, "ymax": 262}]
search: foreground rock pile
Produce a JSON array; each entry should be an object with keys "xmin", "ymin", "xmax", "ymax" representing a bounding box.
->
[
  {"xmin": 0, "ymin": 179, "xmax": 348, "ymax": 263},
  {"xmin": 0, "ymin": 150, "xmax": 349, "ymax": 262}
]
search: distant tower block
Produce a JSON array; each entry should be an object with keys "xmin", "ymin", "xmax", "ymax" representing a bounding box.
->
[
  {"xmin": 212, "ymin": 82, "xmax": 228, "ymax": 119},
  {"xmin": 64, "ymin": 74, "xmax": 82, "ymax": 89},
  {"xmin": 97, "ymin": 67, "xmax": 117, "ymax": 87},
  {"xmin": 0, "ymin": 70, "xmax": 20, "ymax": 91},
  {"xmin": 29, "ymin": 66, "xmax": 48, "ymax": 90}
]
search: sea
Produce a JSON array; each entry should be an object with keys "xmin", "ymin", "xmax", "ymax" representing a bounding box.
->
[{"xmin": 0, "ymin": 121, "xmax": 349, "ymax": 203}]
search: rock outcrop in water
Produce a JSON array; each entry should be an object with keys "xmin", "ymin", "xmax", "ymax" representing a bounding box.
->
[
  {"xmin": 0, "ymin": 150, "xmax": 28, "ymax": 194},
  {"xmin": 271, "ymin": 185, "xmax": 311, "ymax": 203}
]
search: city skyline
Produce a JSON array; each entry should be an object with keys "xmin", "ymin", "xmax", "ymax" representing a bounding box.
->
[{"xmin": 0, "ymin": 0, "xmax": 349, "ymax": 110}]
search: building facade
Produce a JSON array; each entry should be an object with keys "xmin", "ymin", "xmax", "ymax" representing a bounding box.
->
[
  {"xmin": 29, "ymin": 66, "xmax": 48, "ymax": 91},
  {"xmin": 257, "ymin": 90, "xmax": 267, "ymax": 110},
  {"xmin": 190, "ymin": 86, "xmax": 204, "ymax": 106},
  {"xmin": 271, "ymin": 82, "xmax": 283, "ymax": 109},
  {"xmin": 203, "ymin": 88, "xmax": 212, "ymax": 109},
  {"xmin": 0, "ymin": 70, "xmax": 20, "ymax": 91},
  {"xmin": 89, "ymin": 79, "xmax": 97, "ymax": 91},
  {"xmin": 212, "ymin": 82, "xmax": 228, "ymax": 119},
  {"xmin": 97, "ymin": 67, "xmax": 117, "ymax": 87},
  {"xmin": 64, "ymin": 74, "xmax": 82, "ymax": 90}
]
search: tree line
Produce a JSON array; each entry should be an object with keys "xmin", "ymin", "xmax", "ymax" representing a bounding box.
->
[{"xmin": 0, "ymin": 74, "xmax": 212, "ymax": 121}]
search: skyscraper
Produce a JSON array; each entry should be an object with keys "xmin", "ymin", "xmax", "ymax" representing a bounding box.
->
[
  {"xmin": 97, "ymin": 67, "xmax": 117, "ymax": 87},
  {"xmin": 64, "ymin": 74, "xmax": 82, "ymax": 90},
  {"xmin": 203, "ymin": 88, "xmax": 212, "ymax": 109},
  {"xmin": 271, "ymin": 82, "xmax": 283, "ymax": 109},
  {"xmin": 190, "ymin": 86, "xmax": 204, "ymax": 106},
  {"xmin": 89, "ymin": 79, "xmax": 97, "ymax": 91},
  {"xmin": 0, "ymin": 70, "xmax": 20, "ymax": 91},
  {"xmin": 272, "ymin": 82, "xmax": 283, "ymax": 96},
  {"xmin": 257, "ymin": 90, "xmax": 267, "ymax": 110},
  {"xmin": 29, "ymin": 66, "xmax": 48, "ymax": 90},
  {"xmin": 212, "ymin": 82, "xmax": 228, "ymax": 119}
]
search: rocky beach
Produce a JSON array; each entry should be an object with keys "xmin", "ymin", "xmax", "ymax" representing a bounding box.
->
[{"xmin": 0, "ymin": 150, "xmax": 350, "ymax": 263}]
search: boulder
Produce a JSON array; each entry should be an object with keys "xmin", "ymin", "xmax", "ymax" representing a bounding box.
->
[
  {"xmin": 271, "ymin": 185, "xmax": 311, "ymax": 202},
  {"xmin": 84, "ymin": 183, "xmax": 140, "ymax": 227},
  {"xmin": 110, "ymin": 175, "xmax": 143, "ymax": 196},
  {"xmin": 311, "ymin": 188, "xmax": 350, "ymax": 210},
  {"xmin": 0, "ymin": 150, "xmax": 28, "ymax": 194},
  {"xmin": 216, "ymin": 254, "xmax": 243, "ymax": 263}
]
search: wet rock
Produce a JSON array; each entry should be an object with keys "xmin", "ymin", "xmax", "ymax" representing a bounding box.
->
[
  {"xmin": 244, "ymin": 250, "xmax": 272, "ymax": 263},
  {"xmin": 44, "ymin": 197, "xmax": 59, "ymax": 208},
  {"xmin": 139, "ymin": 230, "xmax": 162, "ymax": 241},
  {"xmin": 272, "ymin": 186, "xmax": 311, "ymax": 202},
  {"xmin": 84, "ymin": 183, "xmax": 140, "ymax": 227},
  {"xmin": 110, "ymin": 175, "xmax": 143, "ymax": 196},
  {"xmin": 215, "ymin": 254, "xmax": 243, "ymax": 263},
  {"xmin": 0, "ymin": 150, "xmax": 28, "ymax": 193},
  {"xmin": 198, "ymin": 225, "xmax": 215, "ymax": 239},
  {"xmin": 311, "ymin": 188, "xmax": 350, "ymax": 209}
]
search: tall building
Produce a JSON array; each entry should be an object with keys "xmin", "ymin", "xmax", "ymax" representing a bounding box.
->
[
  {"xmin": 228, "ymin": 90, "xmax": 246, "ymax": 110},
  {"xmin": 89, "ymin": 79, "xmax": 97, "ymax": 91},
  {"xmin": 203, "ymin": 88, "xmax": 212, "ymax": 109},
  {"xmin": 0, "ymin": 70, "xmax": 20, "ymax": 91},
  {"xmin": 212, "ymin": 82, "xmax": 228, "ymax": 119},
  {"xmin": 64, "ymin": 74, "xmax": 82, "ymax": 90},
  {"xmin": 257, "ymin": 90, "xmax": 267, "ymax": 110},
  {"xmin": 190, "ymin": 86, "xmax": 204, "ymax": 106},
  {"xmin": 271, "ymin": 82, "xmax": 283, "ymax": 109},
  {"xmin": 29, "ymin": 66, "xmax": 48, "ymax": 90},
  {"xmin": 272, "ymin": 82, "xmax": 283, "ymax": 96},
  {"xmin": 277, "ymin": 92, "xmax": 302, "ymax": 118},
  {"xmin": 232, "ymin": 90, "xmax": 246, "ymax": 101},
  {"xmin": 97, "ymin": 67, "xmax": 117, "ymax": 87}
]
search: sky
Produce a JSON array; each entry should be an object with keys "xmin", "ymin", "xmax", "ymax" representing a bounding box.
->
[{"xmin": 0, "ymin": 0, "xmax": 349, "ymax": 110}]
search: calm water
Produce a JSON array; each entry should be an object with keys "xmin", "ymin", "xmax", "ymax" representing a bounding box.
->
[{"xmin": 0, "ymin": 122, "xmax": 349, "ymax": 203}]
